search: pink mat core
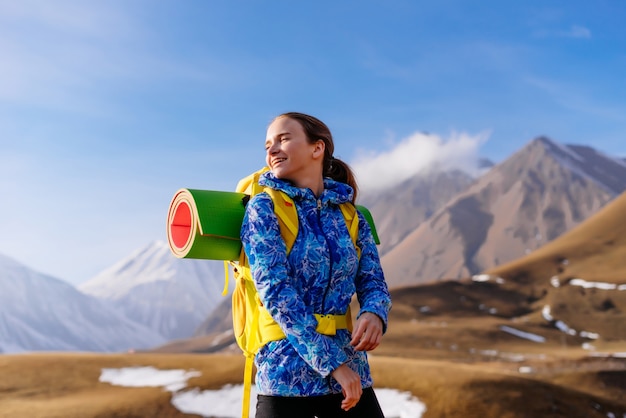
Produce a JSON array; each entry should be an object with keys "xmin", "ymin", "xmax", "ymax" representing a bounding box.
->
[{"xmin": 171, "ymin": 201, "xmax": 192, "ymax": 248}]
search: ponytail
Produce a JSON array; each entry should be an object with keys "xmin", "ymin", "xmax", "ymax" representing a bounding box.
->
[{"xmin": 324, "ymin": 157, "xmax": 359, "ymax": 203}]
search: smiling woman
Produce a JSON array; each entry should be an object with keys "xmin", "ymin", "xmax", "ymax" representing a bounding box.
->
[{"xmin": 241, "ymin": 112, "xmax": 392, "ymax": 418}]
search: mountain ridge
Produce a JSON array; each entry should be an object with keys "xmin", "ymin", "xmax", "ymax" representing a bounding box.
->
[
  {"xmin": 3, "ymin": 135, "xmax": 625, "ymax": 354},
  {"xmin": 0, "ymin": 253, "xmax": 165, "ymax": 353},
  {"xmin": 79, "ymin": 240, "xmax": 229, "ymax": 340},
  {"xmin": 379, "ymin": 136, "xmax": 626, "ymax": 288}
]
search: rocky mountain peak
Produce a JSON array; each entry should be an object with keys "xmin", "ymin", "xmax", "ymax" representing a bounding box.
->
[
  {"xmin": 79, "ymin": 241, "xmax": 228, "ymax": 340},
  {"xmin": 381, "ymin": 137, "xmax": 626, "ymax": 288}
]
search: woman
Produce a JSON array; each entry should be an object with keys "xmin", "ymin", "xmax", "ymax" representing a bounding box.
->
[{"xmin": 241, "ymin": 112, "xmax": 392, "ymax": 417}]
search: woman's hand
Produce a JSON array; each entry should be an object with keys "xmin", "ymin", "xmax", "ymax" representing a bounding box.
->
[
  {"xmin": 350, "ymin": 312, "xmax": 383, "ymax": 351},
  {"xmin": 331, "ymin": 364, "xmax": 362, "ymax": 411}
]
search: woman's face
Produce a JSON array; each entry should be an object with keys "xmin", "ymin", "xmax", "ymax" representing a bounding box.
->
[{"xmin": 265, "ymin": 117, "xmax": 323, "ymax": 183}]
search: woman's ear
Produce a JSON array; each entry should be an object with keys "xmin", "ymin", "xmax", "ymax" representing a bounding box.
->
[{"xmin": 312, "ymin": 139, "xmax": 325, "ymax": 159}]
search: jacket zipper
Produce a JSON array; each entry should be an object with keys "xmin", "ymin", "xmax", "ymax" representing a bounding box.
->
[{"xmin": 317, "ymin": 197, "xmax": 333, "ymax": 313}]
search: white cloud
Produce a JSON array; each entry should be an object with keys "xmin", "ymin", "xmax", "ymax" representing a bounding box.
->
[{"xmin": 351, "ymin": 130, "xmax": 488, "ymax": 191}]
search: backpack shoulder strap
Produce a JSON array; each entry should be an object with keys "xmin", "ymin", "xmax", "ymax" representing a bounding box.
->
[
  {"xmin": 339, "ymin": 202, "xmax": 361, "ymax": 258},
  {"xmin": 236, "ymin": 167, "xmax": 360, "ymax": 255},
  {"xmin": 235, "ymin": 166, "xmax": 269, "ymax": 195},
  {"xmin": 235, "ymin": 167, "xmax": 299, "ymax": 253},
  {"xmin": 223, "ymin": 167, "xmax": 271, "ymax": 296},
  {"xmin": 266, "ymin": 191, "xmax": 358, "ymax": 257},
  {"xmin": 264, "ymin": 188, "xmax": 298, "ymax": 253}
]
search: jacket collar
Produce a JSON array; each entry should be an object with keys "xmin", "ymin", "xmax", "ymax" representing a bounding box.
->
[{"xmin": 259, "ymin": 171, "xmax": 354, "ymax": 206}]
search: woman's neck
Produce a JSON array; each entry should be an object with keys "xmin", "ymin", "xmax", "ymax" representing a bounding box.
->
[{"xmin": 294, "ymin": 176, "xmax": 324, "ymax": 198}]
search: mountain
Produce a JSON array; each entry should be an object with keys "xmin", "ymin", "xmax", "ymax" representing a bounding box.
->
[
  {"xmin": 193, "ymin": 294, "xmax": 233, "ymax": 337},
  {"xmin": 151, "ymin": 295, "xmax": 238, "ymax": 354},
  {"xmin": 359, "ymin": 169, "xmax": 476, "ymax": 256},
  {"xmin": 371, "ymin": 191, "xmax": 626, "ymax": 414},
  {"xmin": 483, "ymin": 187, "xmax": 626, "ymax": 341},
  {"xmin": 486, "ymin": 188, "xmax": 626, "ymax": 284},
  {"xmin": 79, "ymin": 241, "xmax": 228, "ymax": 341},
  {"xmin": 375, "ymin": 190, "xmax": 626, "ymax": 384},
  {"xmin": 381, "ymin": 137, "xmax": 626, "ymax": 288},
  {"xmin": 0, "ymin": 253, "xmax": 165, "ymax": 353}
]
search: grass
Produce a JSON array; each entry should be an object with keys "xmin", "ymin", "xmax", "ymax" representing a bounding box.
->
[
  {"xmin": 1, "ymin": 350, "xmax": 624, "ymax": 418},
  {"xmin": 0, "ymin": 352, "xmax": 243, "ymax": 418}
]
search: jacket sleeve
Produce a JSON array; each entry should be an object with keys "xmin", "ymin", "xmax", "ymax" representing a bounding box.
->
[
  {"xmin": 354, "ymin": 211, "xmax": 392, "ymax": 332},
  {"xmin": 241, "ymin": 193, "xmax": 349, "ymax": 377}
]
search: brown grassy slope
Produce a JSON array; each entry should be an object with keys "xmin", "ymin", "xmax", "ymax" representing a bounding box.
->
[
  {"xmin": 370, "ymin": 356, "xmax": 626, "ymax": 418},
  {"xmin": 151, "ymin": 331, "xmax": 237, "ymax": 354},
  {"xmin": 375, "ymin": 280, "xmax": 626, "ymax": 415},
  {"xmin": 378, "ymin": 282, "xmax": 595, "ymax": 362},
  {"xmin": 0, "ymin": 353, "xmax": 624, "ymax": 418},
  {"xmin": 477, "ymin": 190, "xmax": 626, "ymax": 342},
  {"xmin": 0, "ymin": 352, "xmax": 244, "ymax": 418},
  {"xmin": 486, "ymin": 190, "xmax": 626, "ymax": 282}
]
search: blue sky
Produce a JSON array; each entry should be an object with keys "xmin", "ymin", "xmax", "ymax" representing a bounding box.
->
[{"xmin": 1, "ymin": 0, "xmax": 625, "ymax": 285}]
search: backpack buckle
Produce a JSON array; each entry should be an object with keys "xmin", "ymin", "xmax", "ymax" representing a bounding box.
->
[{"xmin": 315, "ymin": 314, "xmax": 337, "ymax": 335}]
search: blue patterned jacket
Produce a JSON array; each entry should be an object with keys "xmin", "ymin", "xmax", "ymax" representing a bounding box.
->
[{"xmin": 240, "ymin": 172, "xmax": 392, "ymax": 397}]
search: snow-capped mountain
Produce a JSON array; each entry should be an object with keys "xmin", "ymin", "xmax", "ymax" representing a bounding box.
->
[
  {"xmin": 79, "ymin": 241, "xmax": 229, "ymax": 341},
  {"xmin": 0, "ymin": 253, "xmax": 165, "ymax": 353}
]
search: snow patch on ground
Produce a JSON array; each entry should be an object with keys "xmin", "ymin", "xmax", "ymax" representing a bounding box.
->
[{"xmin": 100, "ymin": 366, "xmax": 427, "ymax": 418}]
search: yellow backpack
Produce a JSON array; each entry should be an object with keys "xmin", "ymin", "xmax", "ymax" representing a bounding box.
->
[{"xmin": 226, "ymin": 167, "xmax": 361, "ymax": 418}]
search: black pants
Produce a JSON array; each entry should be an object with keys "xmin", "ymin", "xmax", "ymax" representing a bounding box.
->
[{"xmin": 255, "ymin": 386, "xmax": 385, "ymax": 418}]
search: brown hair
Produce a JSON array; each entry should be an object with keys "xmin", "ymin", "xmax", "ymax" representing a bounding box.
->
[{"xmin": 273, "ymin": 112, "xmax": 359, "ymax": 202}]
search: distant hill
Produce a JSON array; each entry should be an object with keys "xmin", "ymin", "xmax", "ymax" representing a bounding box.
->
[
  {"xmin": 0, "ymin": 254, "xmax": 164, "ymax": 353},
  {"xmin": 79, "ymin": 241, "xmax": 228, "ymax": 340},
  {"xmin": 486, "ymin": 189, "xmax": 626, "ymax": 282},
  {"xmin": 359, "ymin": 169, "xmax": 475, "ymax": 256},
  {"xmin": 381, "ymin": 188, "xmax": 626, "ymax": 367},
  {"xmin": 381, "ymin": 137, "xmax": 626, "ymax": 288},
  {"xmin": 480, "ymin": 189, "xmax": 626, "ymax": 341}
]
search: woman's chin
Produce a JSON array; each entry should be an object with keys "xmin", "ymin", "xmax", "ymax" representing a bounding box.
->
[
  {"xmin": 272, "ymin": 168, "xmax": 287, "ymax": 179},
  {"xmin": 272, "ymin": 171, "xmax": 297, "ymax": 185}
]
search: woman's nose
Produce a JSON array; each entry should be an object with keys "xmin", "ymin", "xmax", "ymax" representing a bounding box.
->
[{"xmin": 267, "ymin": 141, "xmax": 279, "ymax": 154}]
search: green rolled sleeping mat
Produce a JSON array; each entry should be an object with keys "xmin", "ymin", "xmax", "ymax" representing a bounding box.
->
[{"xmin": 166, "ymin": 188, "xmax": 380, "ymax": 260}]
